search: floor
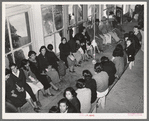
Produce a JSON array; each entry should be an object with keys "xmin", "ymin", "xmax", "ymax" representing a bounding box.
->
[{"xmin": 21, "ymin": 21, "xmax": 144, "ymax": 114}]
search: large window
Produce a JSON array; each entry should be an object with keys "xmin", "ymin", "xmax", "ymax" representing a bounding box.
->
[
  {"xmin": 77, "ymin": 4, "xmax": 83, "ymax": 22},
  {"xmin": 5, "ymin": 12, "xmax": 32, "ymax": 67},
  {"xmin": 88, "ymin": 5, "xmax": 98, "ymax": 21},
  {"xmin": 41, "ymin": 5, "xmax": 64, "ymax": 53}
]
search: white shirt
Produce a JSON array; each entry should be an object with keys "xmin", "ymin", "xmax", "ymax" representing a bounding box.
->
[{"xmin": 12, "ymin": 69, "xmax": 20, "ymax": 78}]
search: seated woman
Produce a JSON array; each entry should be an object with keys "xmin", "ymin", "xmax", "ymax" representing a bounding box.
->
[
  {"xmin": 93, "ymin": 63, "xmax": 109, "ymax": 109},
  {"xmin": 100, "ymin": 56, "xmax": 116, "ymax": 86},
  {"xmin": 59, "ymin": 37, "xmax": 75, "ymax": 72},
  {"xmin": 57, "ymin": 98, "xmax": 77, "ymax": 113},
  {"xmin": 8, "ymin": 64, "xmax": 40, "ymax": 112},
  {"xmin": 37, "ymin": 46, "xmax": 59, "ymax": 91},
  {"xmin": 28, "ymin": 50, "xmax": 54, "ymax": 96},
  {"xmin": 21, "ymin": 59, "xmax": 45, "ymax": 107},
  {"xmin": 63, "ymin": 87, "xmax": 81, "ymax": 113},
  {"xmin": 5, "ymin": 69, "xmax": 26, "ymax": 112},
  {"xmin": 47, "ymin": 44, "xmax": 59, "ymax": 73},
  {"xmin": 76, "ymin": 78, "xmax": 91, "ymax": 113},
  {"xmin": 111, "ymin": 44, "xmax": 125, "ymax": 78},
  {"xmin": 82, "ymin": 70, "xmax": 97, "ymax": 104}
]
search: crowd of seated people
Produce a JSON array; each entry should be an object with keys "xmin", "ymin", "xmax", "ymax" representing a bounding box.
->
[
  {"xmin": 5, "ymin": 44, "xmax": 63, "ymax": 113},
  {"xmin": 5, "ymin": 8, "xmax": 143, "ymax": 113},
  {"xmin": 47, "ymin": 17, "xmax": 143, "ymax": 113}
]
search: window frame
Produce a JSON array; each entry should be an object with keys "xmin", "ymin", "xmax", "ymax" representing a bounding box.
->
[
  {"xmin": 5, "ymin": 7, "xmax": 33, "ymax": 63},
  {"xmin": 41, "ymin": 5, "xmax": 65, "ymax": 53}
]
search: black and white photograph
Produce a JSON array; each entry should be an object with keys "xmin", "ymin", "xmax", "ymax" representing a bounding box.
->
[{"xmin": 2, "ymin": 1, "xmax": 147, "ymax": 119}]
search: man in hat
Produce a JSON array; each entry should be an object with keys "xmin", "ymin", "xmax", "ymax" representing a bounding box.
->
[{"xmin": 99, "ymin": 16, "xmax": 120, "ymax": 43}]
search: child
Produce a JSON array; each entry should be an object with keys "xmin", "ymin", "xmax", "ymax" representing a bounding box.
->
[
  {"xmin": 57, "ymin": 60, "xmax": 67, "ymax": 79},
  {"xmin": 45, "ymin": 65, "xmax": 60, "ymax": 91},
  {"xmin": 125, "ymin": 39, "xmax": 136, "ymax": 69}
]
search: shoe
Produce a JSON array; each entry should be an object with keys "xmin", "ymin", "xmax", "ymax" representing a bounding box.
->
[
  {"xmin": 34, "ymin": 107, "xmax": 40, "ymax": 113},
  {"xmin": 36, "ymin": 101, "xmax": 42, "ymax": 107}
]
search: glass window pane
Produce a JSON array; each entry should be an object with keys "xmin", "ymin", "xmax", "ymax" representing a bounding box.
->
[
  {"xmin": 41, "ymin": 5, "xmax": 63, "ymax": 37},
  {"xmin": 53, "ymin": 5, "xmax": 63, "ymax": 31},
  {"xmin": 77, "ymin": 5, "xmax": 83, "ymax": 21},
  {"xmin": 22, "ymin": 45, "xmax": 32, "ymax": 59},
  {"xmin": 41, "ymin": 5, "xmax": 53, "ymax": 36},
  {"xmin": 8, "ymin": 12, "xmax": 31, "ymax": 49},
  {"xmin": 88, "ymin": 5, "xmax": 94, "ymax": 21},
  {"xmin": 68, "ymin": 5, "xmax": 75, "ymax": 25},
  {"xmin": 5, "ymin": 20, "xmax": 11, "ymax": 53}
]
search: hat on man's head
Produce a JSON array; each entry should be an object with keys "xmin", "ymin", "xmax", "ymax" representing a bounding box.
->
[{"xmin": 101, "ymin": 16, "xmax": 107, "ymax": 21}]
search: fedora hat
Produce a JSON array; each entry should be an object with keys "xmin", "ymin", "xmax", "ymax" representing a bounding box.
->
[{"xmin": 101, "ymin": 16, "xmax": 107, "ymax": 21}]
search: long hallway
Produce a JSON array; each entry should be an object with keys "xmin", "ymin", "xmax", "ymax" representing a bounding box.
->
[{"xmin": 19, "ymin": 19, "xmax": 145, "ymax": 114}]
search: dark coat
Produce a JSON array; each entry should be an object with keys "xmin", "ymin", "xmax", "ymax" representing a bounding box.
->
[
  {"xmin": 46, "ymin": 51, "xmax": 59, "ymax": 71},
  {"xmin": 38, "ymin": 53, "xmax": 50, "ymax": 72},
  {"xmin": 74, "ymin": 32, "xmax": 90, "ymax": 52},
  {"xmin": 87, "ymin": 27, "xmax": 94, "ymax": 42},
  {"xmin": 69, "ymin": 97, "xmax": 81, "ymax": 113},
  {"xmin": 6, "ymin": 70, "xmax": 26, "ymax": 107},
  {"xmin": 85, "ymin": 78, "xmax": 97, "ymax": 104},
  {"xmin": 9, "ymin": 69, "xmax": 37, "ymax": 102},
  {"xmin": 59, "ymin": 42, "xmax": 70, "ymax": 67},
  {"xmin": 102, "ymin": 61, "xmax": 116, "ymax": 86},
  {"xmin": 67, "ymin": 105, "xmax": 78, "ymax": 113},
  {"xmin": 130, "ymin": 34, "xmax": 141, "ymax": 52},
  {"xmin": 125, "ymin": 44, "xmax": 136, "ymax": 61},
  {"xmin": 68, "ymin": 38, "xmax": 77, "ymax": 53},
  {"xmin": 135, "ymin": 31, "xmax": 142, "ymax": 43},
  {"xmin": 29, "ymin": 59, "xmax": 51, "ymax": 90}
]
